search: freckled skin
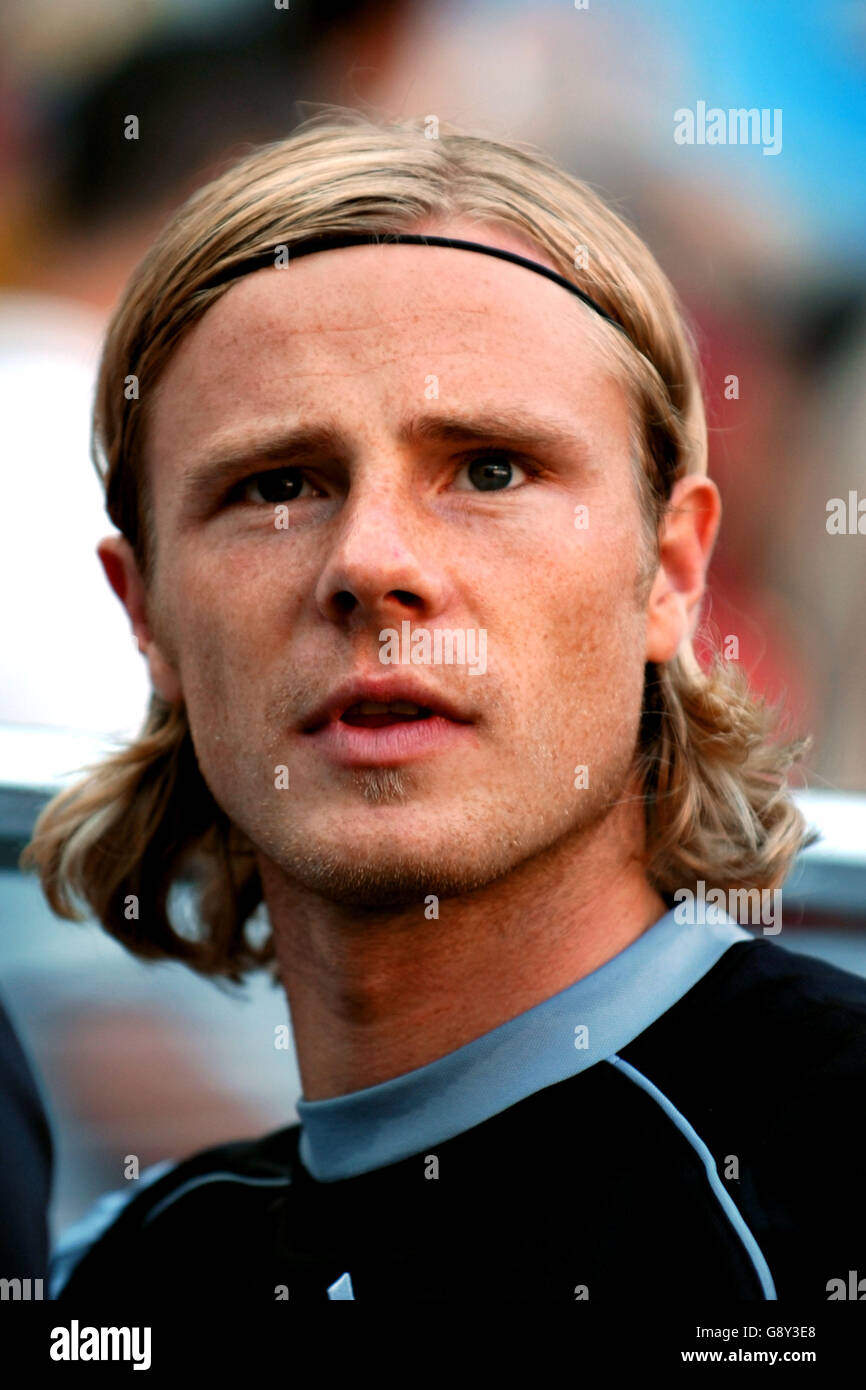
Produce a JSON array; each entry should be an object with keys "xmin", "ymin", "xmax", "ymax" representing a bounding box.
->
[
  {"xmin": 103, "ymin": 219, "xmax": 719, "ymax": 1096},
  {"xmin": 147, "ymin": 230, "xmax": 646, "ymax": 889}
]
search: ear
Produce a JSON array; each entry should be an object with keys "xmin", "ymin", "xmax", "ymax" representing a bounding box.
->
[
  {"xmin": 645, "ymin": 475, "xmax": 721, "ymax": 663},
  {"xmin": 97, "ymin": 534, "xmax": 184, "ymax": 704}
]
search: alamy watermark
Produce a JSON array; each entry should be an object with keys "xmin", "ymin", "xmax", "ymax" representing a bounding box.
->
[
  {"xmin": 379, "ymin": 621, "xmax": 487, "ymax": 675},
  {"xmin": 674, "ymin": 102, "xmax": 782, "ymax": 156},
  {"xmin": 1, "ymin": 1277, "xmax": 43, "ymax": 1299},
  {"xmin": 826, "ymin": 491, "xmax": 866, "ymax": 534},
  {"xmin": 673, "ymin": 880, "xmax": 782, "ymax": 934},
  {"xmin": 49, "ymin": 1321, "xmax": 152, "ymax": 1370}
]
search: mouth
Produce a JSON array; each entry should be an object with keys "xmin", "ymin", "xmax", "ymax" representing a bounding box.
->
[
  {"xmin": 335, "ymin": 699, "xmax": 436, "ymax": 729},
  {"xmin": 300, "ymin": 684, "xmax": 477, "ymax": 766},
  {"xmin": 302, "ymin": 682, "xmax": 472, "ymax": 734}
]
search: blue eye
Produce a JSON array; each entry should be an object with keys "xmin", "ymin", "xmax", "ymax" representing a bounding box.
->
[{"xmin": 455, "ymin": 453, "xmax": 529, "ymax": 491}]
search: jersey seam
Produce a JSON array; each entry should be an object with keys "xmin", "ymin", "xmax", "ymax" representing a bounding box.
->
[
  {"xmin": 606, "ymin": 1054, "xmax": 777, "ymax": 1300},
  {"xmin": 143, "ymin": 1171, "xmax": 292, "ymax": 1227}
]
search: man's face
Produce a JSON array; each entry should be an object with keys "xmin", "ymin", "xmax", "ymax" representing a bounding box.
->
[{"xmin": 142, "ymin": 223, "xmax": 652, "ymax": 907}]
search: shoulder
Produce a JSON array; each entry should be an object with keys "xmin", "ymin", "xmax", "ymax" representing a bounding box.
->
[
  {"xmin": 746, "ymin": 934, "xmax": 866, "ymax": 1044},
  {"xmin": 619, "ymin": 934, "xmax": 866, "ymax": 1158},
  {"xmin": 639, "ymin": 933, "xmax": 866, "ymax": 1059},
  {"xmin": 618, "ymin": 936, "xmax": 866, "ymax": 1295},
  {"xmin": 0, "ymin": 992, "xmax": 54, "ymax": 1277},
  {"xmin": 51, "ymin": 1123, "xmax": 299, "ymax": 1299},
  {"xmin": 621, "ymin": 936, "xmax": 866, "ymax": 1186}
]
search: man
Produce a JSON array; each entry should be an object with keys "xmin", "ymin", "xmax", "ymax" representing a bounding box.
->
[
  {"xmin": 0, "ymin": 994, "xmax": 53, "ymax": 1290},
  {"xmin": 24, "ymin": 108, "xmax": 866, "ymax": 1302}
]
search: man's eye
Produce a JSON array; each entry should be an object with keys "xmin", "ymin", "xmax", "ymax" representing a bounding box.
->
[
  {"xmin": 453, "ymin": 452, "xmax": 530, "ymax": 492},
  {"xmin": 228, "ymin": 454, "xmax": 531, "ymax": 505},
  {"xmin": 236, "ymin": 468, "xmax": 319, "ymax": 504}
]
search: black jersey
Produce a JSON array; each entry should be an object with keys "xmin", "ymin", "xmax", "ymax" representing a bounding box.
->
[
  {"xmin": 50, "ymin": 911, "xmax": 866, "ymax": 1302},
  {"xmin": 0, "ymin": 992, "xmax": 53, "ymax": 1283}
]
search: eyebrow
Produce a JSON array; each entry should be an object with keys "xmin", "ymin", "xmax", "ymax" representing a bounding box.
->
[{"xmin": 179, "ymin": 408, "xmax": 590, "ymax": 497}]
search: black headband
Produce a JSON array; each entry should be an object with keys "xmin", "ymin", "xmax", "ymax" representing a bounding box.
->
[{"xmin": 200, "ymin": 232, "xmax": 629, "ymax": 342}]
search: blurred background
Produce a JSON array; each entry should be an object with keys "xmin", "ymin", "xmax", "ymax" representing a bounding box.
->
[{"xmin": 0, "ymin": 0, "xmax": 864, "ymax": 1247}]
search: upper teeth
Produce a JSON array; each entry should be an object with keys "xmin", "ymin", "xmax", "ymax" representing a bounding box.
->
[{"xmin": 354, "ymin": 700, "xmax": 424, "ymax": 714}]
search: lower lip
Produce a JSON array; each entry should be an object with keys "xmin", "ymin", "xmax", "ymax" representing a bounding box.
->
[{"xmin": 302, "ymin": 715, "xmax": 477, "ymax": 766}]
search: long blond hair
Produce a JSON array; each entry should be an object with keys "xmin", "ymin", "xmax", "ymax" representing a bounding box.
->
[{"xmin": 21, "ymin": 107, "xmax": 812, "ymax": 979}]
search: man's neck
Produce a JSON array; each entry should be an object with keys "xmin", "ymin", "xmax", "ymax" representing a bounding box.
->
[{"xmin": 261, "ymin": 802, "xmax": 667, "ymax": 1101}]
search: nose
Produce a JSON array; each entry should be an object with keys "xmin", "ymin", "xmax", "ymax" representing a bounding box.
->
[{"xmin": 313, "ymin": 476, "xmax": 450, "ymax": 629}]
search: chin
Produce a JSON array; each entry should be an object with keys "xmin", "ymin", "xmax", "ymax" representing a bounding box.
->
[
  {"xmin": 266, "ymin": 820, "xmax": 520, "ymax": 912},
  {"xmin": 282, "ymin": 853, "xmax": 470, "ymax": 911}
]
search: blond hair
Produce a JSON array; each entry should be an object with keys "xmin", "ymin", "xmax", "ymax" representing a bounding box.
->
[{"xmin": 21, "ymin": 107, "xmax": 812, "ymax": 979}]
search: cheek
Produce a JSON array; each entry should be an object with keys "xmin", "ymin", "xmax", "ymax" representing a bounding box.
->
[
  {"xmin": 531, "ymin": 514, "xmax": 643, "ymax": 649},
  {"xmin": 513, "ymin": 524, "xmax": 646, "ymax": 742},
  {"xmin": 167, "ymin": 546, "xmax": 277, "ymax": 659},
  {"xmin": 162, "ymin": 564, "xmax": 275, "ymax": 747}
]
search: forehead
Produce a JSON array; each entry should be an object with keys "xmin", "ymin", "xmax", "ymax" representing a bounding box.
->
[{"xmin": 147, "ymin": 236, "xmax": 629, "ymax": 477}]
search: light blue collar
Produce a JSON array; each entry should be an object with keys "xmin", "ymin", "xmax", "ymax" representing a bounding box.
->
[{"xmin": 297, "ymin": 908, "xmax": 750, "ymax": 1182}]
